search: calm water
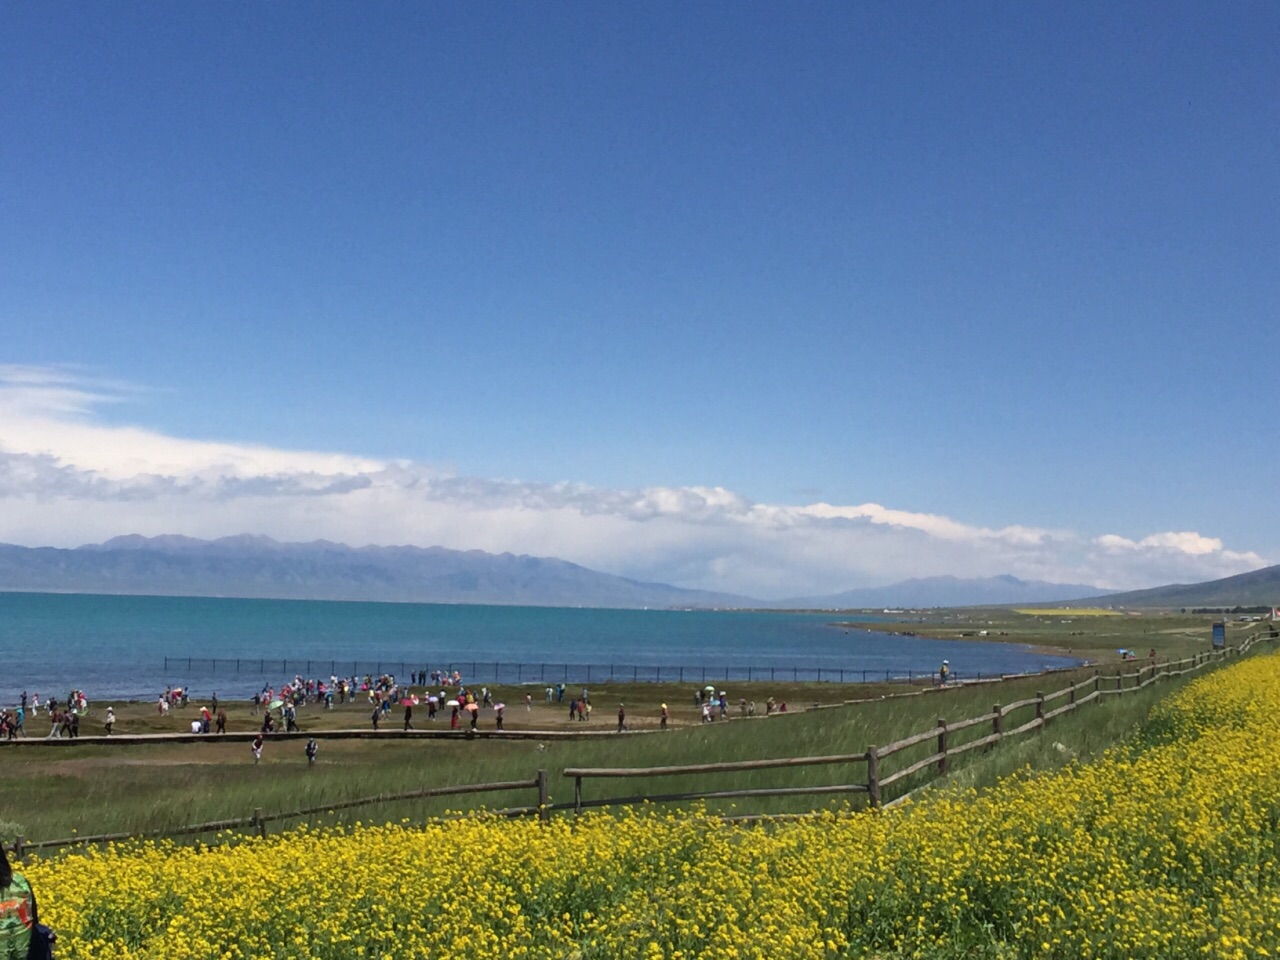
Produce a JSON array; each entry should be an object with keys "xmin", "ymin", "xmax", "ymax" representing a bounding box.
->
[{"xmin": 0, "ymin": 592, "xmax": 1082, "ymax": 703}]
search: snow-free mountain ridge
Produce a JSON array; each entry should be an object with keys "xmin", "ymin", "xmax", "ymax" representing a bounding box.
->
[
  {"xmin": 0, "ymin": 534, "xmax": 1225, "ymax": 609},
  {"xmin": 775, "ymin": 574, "xmax": 1113, "ymax": 609}
]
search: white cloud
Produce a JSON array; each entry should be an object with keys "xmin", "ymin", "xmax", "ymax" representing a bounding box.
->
[
  {"xmin": 0, "ymin": 366, "xmax": 1269, "ymax": 598},
  {"xmin": 0, "ymin": 366, "xmax": 382, "ymax": 480},
  {"xmin": 1082, "ymin": 531, "xmax": 1263, "ymax": 588}
]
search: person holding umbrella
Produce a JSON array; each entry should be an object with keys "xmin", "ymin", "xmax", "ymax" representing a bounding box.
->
[
  {"xmin": 403, "ymin": 700, "xmax": 413, "ymax": 731},
  {"xmin": 494, "ymin": 702, "xmax": 505, "ymax": 731},
  {"xmin": 466, "ymin": 701, "xmax": 480, "ymax": 730}
]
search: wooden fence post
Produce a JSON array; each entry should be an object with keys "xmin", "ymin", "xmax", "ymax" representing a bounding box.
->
[
  {"xmin": 1035, "ymin": 692, "xmax": 1045, "ymax": 728},
  {"xmin": 536, "ymin": 769, "xmax": 549, "ymax": 822},
  {"xmin": 12, "ymin": 837, "xmax": 24, "ymax": 860},
  {"xmin": 574, "ymin": 776, "xmax": 583, "ymax": 815},
  {"xmin": 866, "ymin": 747, "xmax": 881, "ymax": 808},
  {"xmin": 1069, "ymin": 683, "xmax": 1076, "ymax": 708},
  {"xmin": 989, "ymin": 705, "xmax": 1002, "ymax": 751},
  {"xmin": 936, "ymin": 719, "xmax": 948, "ymax": 774},
  {"xmin": 253, "ymin": 808, "xmax": 266, "ymax": 839},
  {"xmin": 1093, "ymin": 670, "xmax": 1100, "ymax": 698}
]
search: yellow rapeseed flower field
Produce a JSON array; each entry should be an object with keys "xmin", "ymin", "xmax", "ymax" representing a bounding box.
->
[{"xmin": 24, "ymin": 651, "xmax": 1280, "ymax": 959}]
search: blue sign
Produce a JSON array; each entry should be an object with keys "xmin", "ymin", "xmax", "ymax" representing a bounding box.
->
[{"xmin": 1212, "ymin": 622, "xmax": 1226, "ymax": 649}]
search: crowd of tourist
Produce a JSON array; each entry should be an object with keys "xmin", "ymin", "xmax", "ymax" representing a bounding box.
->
[
  {"xmin": 2, "ymin": 670, "xmax": 817, "ymax": 744},
  {"xmin": 1, "ymin": 688, "xmax": 94, "ymax": 739}
]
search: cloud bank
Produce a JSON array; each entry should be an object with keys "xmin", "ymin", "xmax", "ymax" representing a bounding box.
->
[{"xmin": 0, "ymin": 366, "xmax": 1267, "ymax": 598}]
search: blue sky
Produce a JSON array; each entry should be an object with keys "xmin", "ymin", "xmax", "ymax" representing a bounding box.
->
[{"xmin": 1, "ymin": 3, "xmax": 1276, "ymax": 597}]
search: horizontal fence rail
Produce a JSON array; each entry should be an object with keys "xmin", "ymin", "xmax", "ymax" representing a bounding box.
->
[
  {"xmin": 564, "ymin": 636, "xmax": 1263, "ymax": 814},
  {"xmin": 7, "ymin": 634, "xmax": 1265, "ymax": 858},
  {"xmin": 162, "ymin": 655, "xmax": 1005, "ymax": 686},
  {"xmin": 563, "ymin": 753, "xmax": 872, "ymax": 813},
  {"xmin": 5, "ymin": 773, "xmax": 550, "ymax": 859}
]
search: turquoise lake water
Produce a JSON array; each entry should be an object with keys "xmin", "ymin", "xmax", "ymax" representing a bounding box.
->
[{"xmin": 0, "ymin": 592, "xmax": 1082, "ymax": 703}]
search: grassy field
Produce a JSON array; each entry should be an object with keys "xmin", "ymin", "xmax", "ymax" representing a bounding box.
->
[
  {"xmin": 2, "ymin": 613, "xmax": 1269, "ymax": 846},
  {"xmin": 1012, "ymin": 606, "xmax": 1121, "ymax": 616},
  {"xmin": 837, "ymin": 606, "xmax": 1250, "ymax": 661}
]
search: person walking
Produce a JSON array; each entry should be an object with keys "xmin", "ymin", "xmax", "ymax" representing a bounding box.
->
[
  {"xmin": 215, "ymin": 709, "xmax": 226, "ymax": 734},
  {"xmin": 251, "ymin": 734, "xmax": 264, "ymax": 764},
  {"xmin": 617, "ymin": 703, "xmax": 627, "ymax": 733},
  {"xmin": 305, "ymin": 739, "xmax": 318, "ymax": 766},
  {"xmin": 104, "ymin": 706, "xmax": 115, "ymax": 736},
  {"xmin": 403, "ymin": 703, "xmax": 413, "ymax": 731},
  {"xmin": 660, "ymin": 703, "xmax": 669, "ymax": 730},
  {"xmin": 371, "ymin": 705, "xmax": 381, "ymax": 731},
  {"xmin": 495, "ymin": 703, "xmax": 505, "ymax": 730}
]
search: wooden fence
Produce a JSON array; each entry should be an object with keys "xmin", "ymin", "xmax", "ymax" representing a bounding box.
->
[
  {"xmin": 5, "ymin": 634, "xmax": 1265, "ymax": 857},
  {"xmin": 565, "ymin": 636, "xmax": 1263, "ymax": 813},
  {"xmin": 5, "ymin": 773, "xmax": 550, "ymax": 860}
]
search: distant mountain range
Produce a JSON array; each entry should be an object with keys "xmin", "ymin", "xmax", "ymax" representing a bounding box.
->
[
  {"xmin": 0, "ymin": 535, "xmax": 752, "ymax": 609},
  {"xmin": 0, "ymin": 534, "xmax": 1268, "ymax": 609},
  {"xmin": 774, "ymin": 574, "xmax": 1113, "ymax": 610},
  {"xmin": 1064, "ymin": 564, "xmax": 1280, "ymax": 609}
]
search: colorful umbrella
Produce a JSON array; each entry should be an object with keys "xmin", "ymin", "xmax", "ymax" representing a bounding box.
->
[
  {"xmin": 465, "ymin": 702, "xmax": 479, "ymax": 713},
  {"xmin": 268, "ymin": 699, "xmax": 284, "ymax": 710},
  {"xmin": 493, "ymin": 702, "xmax": 505, "ymax": 711},
  {"xmin": 427, "ymin": 695, "xmax": 439, "ymax": 703},
  {"xmin": 446, "ymin": 699, "xmax": 460, "ymax": 707},
  {"xmin": 400, "ymin": 697, "xmax": 415, "ymax": 706}
]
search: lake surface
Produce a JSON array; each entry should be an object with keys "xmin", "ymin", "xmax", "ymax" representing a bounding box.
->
[{"xmin": 0, "ymin": 592, "xmax": 1082, "ymax": 703}]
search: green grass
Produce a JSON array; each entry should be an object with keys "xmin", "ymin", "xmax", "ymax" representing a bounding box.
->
[
  {"xmin": 0, "ymin": 664, "xmax": 1217, "ymax": 842},
  {"xmin": 837, "ymin": 608, "xmax": 1251, "ymax": 662},
  {"xmin": 5, "ymin": 619, "xmax": 1269, "ymax": 848}
]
